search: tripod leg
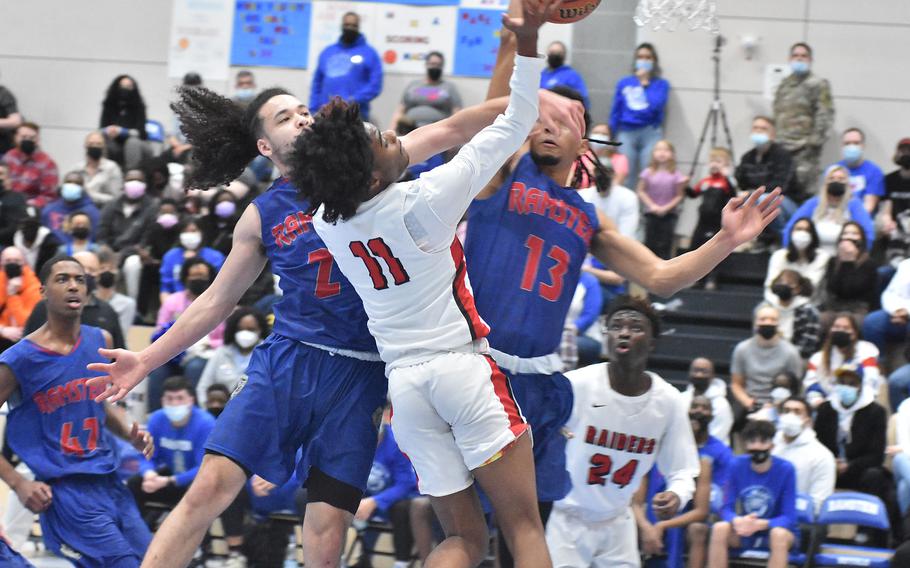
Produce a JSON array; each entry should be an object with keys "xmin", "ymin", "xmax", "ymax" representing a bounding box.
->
[
  {"xmin": 717, "ymin": 101, "xmax": 735, "ymax": 158},
  {"xmin": 689, "ymin": 107, "xmax": 717, "ymax": 179}
]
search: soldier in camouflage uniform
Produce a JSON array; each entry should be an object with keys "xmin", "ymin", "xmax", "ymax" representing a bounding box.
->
[{"xmin": 773, "ymin": 42, "xmax": 835, "ymax": 199}]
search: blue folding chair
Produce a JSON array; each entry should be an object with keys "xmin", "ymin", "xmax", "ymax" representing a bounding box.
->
[
  {"xmin": 729, "ymin": 493, "xmax": 814, "ymax": 566},
  {"xmin": 812, "ymin": 492, "xmax": 894, "ymax": 568},
  {"xmin": 145, "ymin": 119, "xmax": 166, "ymax": 143}
]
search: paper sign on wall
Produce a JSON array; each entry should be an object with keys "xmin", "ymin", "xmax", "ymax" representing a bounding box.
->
[
  {"xmin": 453, "ymin": 8, "xmax": 500, "ymax": 77},
  {"xmin": 231, "ymin": 1, "xmax": 313, "ymax": 69},
  {"xmin": 168, "ymin": 0, "xmax": 234, "ymax": 81},
  {"xmin": 372, "ymin": 5, "xmax": 457, "ymax": 73}
]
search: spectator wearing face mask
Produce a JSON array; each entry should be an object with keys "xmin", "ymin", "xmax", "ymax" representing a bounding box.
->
[
  {"xmin": 730, "ymin": 305, "xmax": 804, "ymax": 421},
  {"xmin": 40, "ymin": 171, "xmax": 100, "ymax": 243},
  {"xmin": 1, "ymin": 122, "xmax": 59, "ymax": 207},
  {"xmin": 128, "ymin": 376, "xmax": 215, "ymax": 522},
  {"xmin": 95, "ymin": 246, "xmax": 136, "ymax": 338},
  {"xmin": 736, "ymin": 116, "xmax": 795, "ymax": 200},
  {"xmin": 389, "ymin": 51, "xmax": 463, "ymax": 133},
  {"xmin": 836, "ymin": 127, "xmax": 884, "ymax": 214},
  {"xmin": 0, "ymin": 247, "xmax": 40, "ymax": 351},
  {"xmin": 97, "ymin": 169, "xmax": 158, "ymax": 251},
  {"xmin": 772, "ymin": 397, "xmax": 836, "ymax": 515},
  {"xmin": 232, "ymin": 69, "xmax": 257, "ymax": 106},
  {"xmin": 100, "ymin": 75, "xmax": 150, "ymax": 170},
  {"xmin": 123, "ymin": 199, "xmax": 181, "ymax": 318},
  {"xmin": 764, "ymin": 218, "xmax": 830, "ymax": 304},
  {"xmin": 882, "ymin": 138, "xmax": 910, "ymax": 234},
  {"xmin": 681, "ymin": 357, "xmax": 733, "ymax": 446},
  {"xmin": 748, "ymin": 371, "xmax": 803, "ymax": 425},
  {"xmin": 783, "ymin": 165, "xmax": 875, "ymax": 255},
  {"xmin": 814, "ymin": 365, "xmax": 899, "ymax": 542},
  {"xmin": 204, "ymin": 383, "xmax": 231, "ymax": 418},
  {"xmin": 804, "ymin": 313, "xmax": 879, "ymax": 406},
  {"xmin": 159, "ymin": 217, "xmax": 225, "ymax": 305},
  {"xmin": 609, "ymin": 42, "xmax": 670, "ymax": 188},
  {"xmin": 773, "ymin": 42, "xmax": 834, "ymax": 196},
  {"xmin": 687, "ymin": 147, "xmax": 736, "ymax": 287},
  {"xmin": 56, "ymin": 211, "xmax": 99, "ymax": 256},
  {"xmin": 12, "ymin": 215, "xmax": 60, "ymax": 275},
  {"xmin": 197, "ymin": 190, "xmax": 240, "ymax": 257},
  {"xmin": 0, "ymin": 164, "xmax": 27, "ymax": 247},
  {"xmin": 149, "ymin": 257, "xmax": 224, "ymax": 411},
  {"xmin": 587, "ymin": 123, "xmax": 629, "ymax": 187},
  {"xmin": 820, "ymin": 222, "xmax": 879, "ymax": 327},
  {"xmin": 765, "ymin": 269, "xmax": 821, "ymax": 359},
  {"xmin": 195, "ymin": 307, "xmax": 267, "ymax": 403},
  {"xmin": 638, "ymin": 395, "xmax": 732, "ymax": 568},
  {"xmin": 539, "ymin": 41, "xmax": 589, "ymax": 108},
  {"xmin": 74, "ymin": 131, "xmax": 123, "ymax": 205},
  {"xmin": 23, "ymin": 251, "xmax": 125, "ymax": 349},
  {"xmin": 708, "ymin": 420, "xmax": 797, "ymax": 568},
  {"xmin": 309, "ymin": 12, "xmax": 383, "ymax": 120}
]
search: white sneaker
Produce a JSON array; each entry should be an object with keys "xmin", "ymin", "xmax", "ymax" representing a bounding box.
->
[{"xmin": 223, "ymin": 553, "xmax": 248, "ymax": 568}]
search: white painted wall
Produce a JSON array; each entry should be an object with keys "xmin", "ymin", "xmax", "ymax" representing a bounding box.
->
[{"xmin": 636, "ymin": 0, "xmax": 910, "ymax": 237}]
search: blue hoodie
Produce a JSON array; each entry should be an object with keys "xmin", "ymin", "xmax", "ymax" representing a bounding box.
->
[
  {"xmin": 782, "ymin": 195, "xmax": 875, "ymax": 250},
  {"xmin": 540, "ymin": 65, "xmax": 589, "ymax": 108},
  {"xmin": 41, "ymin": 194, "xmax": 100, "ymax": 242},
  {"xmin": 142, "ymin": 406, "xmax": 215, "ymax": 487},
  {"xmin": 309, "ymin": 34, "xmax": 383, "ymax": 120},
  {"xmin": 367, "ymin": 425, "xmax": 417, "ymax": 516},
  {"xmin": 609, "ymin": 75, "xmax": 670, "ymax": 133}
]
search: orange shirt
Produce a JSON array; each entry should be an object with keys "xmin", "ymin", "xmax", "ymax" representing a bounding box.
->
[{"xmin": 0, "ymin": 265, "xmax": 41, "ymax": 327}]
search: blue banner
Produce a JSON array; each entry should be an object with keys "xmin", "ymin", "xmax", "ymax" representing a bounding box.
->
[
  {"xmin": 231, "ymin": 1, "xmax": 312, "ymax": 69},
  {"xmin": 453, "ymin": 8, "xmax": 500, "ymax": 78}
]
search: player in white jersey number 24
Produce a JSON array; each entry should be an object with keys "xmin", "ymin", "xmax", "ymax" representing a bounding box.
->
[
  {"xmin": 287, "ymin": 2, "xmax": 570, "ymax": 568},
  {"xmin": 546, "ymin": 295, "xmax": 701, "ymax": 567}
]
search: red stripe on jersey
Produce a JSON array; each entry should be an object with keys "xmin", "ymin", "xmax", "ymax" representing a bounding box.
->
[
  {"xmin": 484, "ymin": 355, "xmax": 527, "ymax": 437},
  {"xmin": 449, "ymin": 238, "xmax": 490, "ymax": 340}
]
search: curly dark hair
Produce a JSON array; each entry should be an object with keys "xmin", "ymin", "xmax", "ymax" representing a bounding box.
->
[
  {"xmin": 102, "ymin": 74, "xmax": 146, "ymax": 118},
  {"xmin": 170, "ymin": 86, "xmax": 290, "ymax": 190},
  {"xmin": 288, "ymin": 98, "xmax": 374, "ymax": 223},
  {"xmin": 224, "ymin": 306, "xmax": 269, "ymax": 348}
]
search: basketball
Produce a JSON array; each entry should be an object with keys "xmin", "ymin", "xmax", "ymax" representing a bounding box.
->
[{"xmin": 547, "ymin": 0, "xmax": 602, "ymax": 24}]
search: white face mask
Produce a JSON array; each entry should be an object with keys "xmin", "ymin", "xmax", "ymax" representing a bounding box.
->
[
  {"xmin": 791, "ymin": 230, "xmax": 812, "ymax": 251},
  {"xmin": 234, "ymin": 329, "xmax": 260, "ymax": 349},
  {"xmin": 779, "ymin": 412, "xmax": 805, "ymax": 438},
  {"xmin": 770, "ymin": 386, "xmax": 792, "ymax": 404},
  {"xmin": 163, "ymin": 403, "xmax": 192, "ymax": 423},
  {"xmin": 180, "ymin": 231, "xmax": 202, "ymax": 250}
]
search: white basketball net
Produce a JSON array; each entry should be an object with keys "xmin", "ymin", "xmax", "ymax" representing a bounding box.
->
[{"xmin": 634, "ymin": 0, "xmax": 719, "ymax": 34}]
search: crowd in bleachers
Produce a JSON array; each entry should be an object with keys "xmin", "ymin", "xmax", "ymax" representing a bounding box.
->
[{"xmin": 2, "ymin": 12, "xmax": 910, "ymax": 566}]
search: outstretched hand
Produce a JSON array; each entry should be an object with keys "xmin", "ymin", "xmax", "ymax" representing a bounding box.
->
[
  {"xmin": 538, "ymin": 89, "xmax": 586, "ymax": 144},
  {"xmin": 502, "ymin": 0, "xmax": 560, "ymax": 37},
  {"xmin": 86, "ymin": 348, "xmax": 149, "ymax": 403},
  {"xmin": 130, "ymin": 422, "xmax": 154, "ymax": 459},
  {"xmin": 720, "ymin": 186, "xmax": 782, "ymax": 247}
]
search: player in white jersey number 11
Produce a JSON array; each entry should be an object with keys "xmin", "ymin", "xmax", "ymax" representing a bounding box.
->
[{"xmin": 287, "ymin": 2, "xmax": 568, "ymax": 567}]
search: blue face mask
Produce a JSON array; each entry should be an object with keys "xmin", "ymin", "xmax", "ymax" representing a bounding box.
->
[
  {"xmin": 60, "ymin": 183, "xmax": 83, "ymax": 202},
  {"xmin": 842, "ymin": 144, "xmax": 863, "ymax": 164},
  {"xmin": 836, "ymin": 384, "xmax": 859, "ymax": 407},
  {"xmin": 790, "ymin": 60, "xmax": 810, "ymax": 75},
  {"xmin": 635, "ymin": 58, "xmax": 654, "ymax": 73},
  {"xmin": 751, "ymin": 132, "xmax": 770, "ymax": 147}
]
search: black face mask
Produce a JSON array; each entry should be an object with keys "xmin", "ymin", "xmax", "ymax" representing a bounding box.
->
[
  {"xmin": 689, "ymin": 412, "xmax": 711, "ymax": 429},
  {"xmin": 98, "ymin": 270, "xmax": 116, "ymax": 289},
  {"xmin": 71, "ymin": 227, "xmax": 91, "ymax": 241},
  {"xmin": 19, "ymin": 140, "xmax": 36, "ymax": 155},
  {"xmin": 86, "ymin": 147, "xmax": 104, "ymax": 161},
  {"xmin": 207, "ymin": 406, "xmax": 224, "ymax": 418},
  {"xmin": 689, "ymin": 376, "xmax": 710, "ymax": 392},
  {"xmin": 340, "ymin": 28, "xmax": 359, "ymax": 44},
  {"xmin": 547, "ymin": 53, "xmax": 565, "ymax": 69},
  {"xmin": 771, "ymin": 283, "xmax": 793, "ymax": 302},
  {"xmin": 427, "ymin": 67, "xmax": 442, "ymax": 82},
  {"xmin": 757, "ymin": 324, "xmax": 777, "ymax": 340},
  {"xmin": 118, "ymin": 88, "xmax": 133, "ymax": 101},
  {"xmin": 749, "ymin": 449, "xmax": 771, "ymax": 464},
  {"xmin": 899, "ymin": 154, "xmax": 910, "ymax": 170},
  {"xmin": 826, "ymin": 181, "xmax": 847, "ymax": 198},
  {"xmin": 186, "ymin": 278, "xmax": 210, "ymax": 296},
  {"xmin": 85, "ymin": 274, "xmax": 96, "ymax": 295},
  {"xmin": 4, "ymin": 263, "xmax": 22, "ymax": 279},
  {"xmin": 20, "ymin": 222, "xmax": 40, "ymax": 243},
  {"xmin": 830, "ymin": 330, "xmax": 852, "ymax": 348}
]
